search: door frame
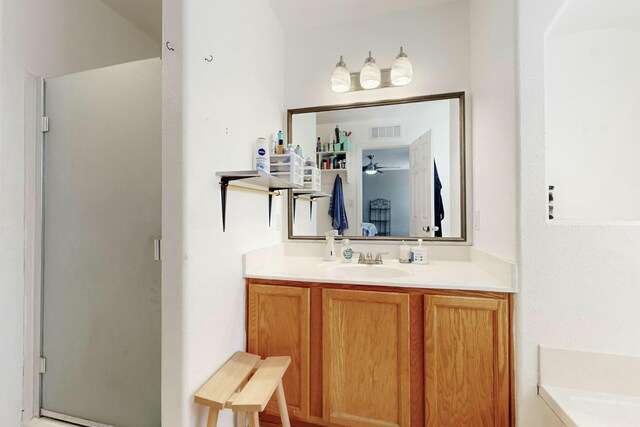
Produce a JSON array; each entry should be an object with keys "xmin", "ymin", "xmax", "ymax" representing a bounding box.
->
[
  {"xmin": 22, "ymin": 64, "xmax": 162, "ymax": 427},
  {"xmin": 22, "ymin": 75, "xmax": 119, "ymax": 427},
  {"xmin": 22, "ymin": 74, "xmax": 45, "ymax": 422},
  {"xmin": 356, "ymin": 141, "xmax": 411, "ymax": 237}
]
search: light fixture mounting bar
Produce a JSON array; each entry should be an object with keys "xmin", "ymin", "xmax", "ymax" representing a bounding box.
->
[{"xmin": 349, "ymin": 68, "xmax": 393, "ymax": 92}]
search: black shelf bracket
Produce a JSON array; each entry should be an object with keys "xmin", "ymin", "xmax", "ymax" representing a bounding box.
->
[
  {"xmin": 218, "ymin": 174, "xmax": 293, "ymax": 231},
  {"xmin": 292, "ymin": 192, "xmax": 331, "ymax": 224},
  {"xmin": 219, "ymin": 176, "xmax": 244, "ymax": 232}
]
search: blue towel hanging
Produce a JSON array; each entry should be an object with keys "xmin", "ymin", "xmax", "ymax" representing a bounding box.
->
[{"xmin": 328, "ymin": 175, "xmax": 349, "ymax": 235}]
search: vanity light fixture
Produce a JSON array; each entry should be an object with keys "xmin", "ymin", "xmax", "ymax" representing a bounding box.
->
[
  {"xmin": 331, "ymin": 55, "xmax": 351, "ymax": 93},
  {"xmin": 360, "ymin": 51, "xmax": 381, "ymax": 89},
  {"xmin": 331, "ymin": 47, "xmax": 413, "ymax": 93},
  {"xmin": 391, "ymin": 47, "xmax": 413, "ymax": 86}
]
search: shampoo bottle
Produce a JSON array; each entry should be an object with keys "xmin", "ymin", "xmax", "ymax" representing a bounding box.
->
[{"xmin": 276, "ymin": 130, "xmax": 285, "ymax": 154}]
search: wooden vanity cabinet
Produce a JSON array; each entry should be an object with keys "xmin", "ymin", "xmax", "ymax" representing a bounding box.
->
[
  {"xmin": 246, "ymin": 280, "xmax": 513, "ymax": 427},
  {"xmin": 323, "ymin": 289, "xmax": 411, "ymax": 427},
  {"xmin": 424, "ymin": 295, "xmax": 510, "ymax": 427},
  {"xmin": 247, "ymin": 284, "xmax": 310, "ymax": 420}
]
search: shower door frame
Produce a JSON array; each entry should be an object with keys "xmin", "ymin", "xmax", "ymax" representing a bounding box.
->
[
  {"xmin": 22, "ymin": 74, "xmax": 46, "ymax": 423},
  {"xmin": 21, "ymin": 65, "xmax": 161, "ymax": 426}
]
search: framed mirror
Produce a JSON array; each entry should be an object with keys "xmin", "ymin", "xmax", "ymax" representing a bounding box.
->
[{"xmin": 287, "ymin": 92, "xmax": 467, "ymax": 242}]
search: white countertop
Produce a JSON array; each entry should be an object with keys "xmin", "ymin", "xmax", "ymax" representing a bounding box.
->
[
  {"xmin": 243, "ymin": 243, "xmax": 517, "ymax": 293},
  {"xmin": 538, "ymin": 346, "xmax": 640, "ymax": 427},
  {"xmin": 540, "ymin": 385, "xmax": 640, "ymax": 427}
]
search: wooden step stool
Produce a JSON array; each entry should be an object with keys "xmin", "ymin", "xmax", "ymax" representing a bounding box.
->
[{"xmin": 194, "ymin": 352, "xmax": 292, "ymax": 427}]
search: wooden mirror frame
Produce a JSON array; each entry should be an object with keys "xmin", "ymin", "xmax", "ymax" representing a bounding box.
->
[{"xmin": 286, "ymin": 92, "xmax": 468, "ymax": 242}]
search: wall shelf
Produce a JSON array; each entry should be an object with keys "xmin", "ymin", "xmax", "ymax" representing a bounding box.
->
[
  {"xmin": 317, "ymin": 150, "xmax": 349, "ymax": 155},
  {"xmin": 292, "ymin": 189, "xmax": 331, "ymax": 222},
  {"xmin": 316, "ymin": 150, "xmax": 351, "ymax": 183},
  {"xmin": 217, "ymin": 170, "xmax": 302, "ymax": 231}
]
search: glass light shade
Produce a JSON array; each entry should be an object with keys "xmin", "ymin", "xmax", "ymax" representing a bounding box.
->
[
  {"xmin": 391, "ymin": 47, "xmax": 413, "ymax": 86},
  {"xmin": 364, "ymin": 167, "xmax": 377, "ymax": 175},
  {"xmin": 331, "ymin": 56, "xmax": 351, "ymax": 93},
  {"xmin": 360, "ymin": 51, "xmax": 381, "ymax": 89}
]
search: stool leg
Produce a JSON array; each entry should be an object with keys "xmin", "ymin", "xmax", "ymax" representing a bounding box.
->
[
  {"xmin": 237, "ymin": 411, "xmax": 246, "ymax": 427},
  {"xmin": 206, "ymin": 408, "xmax": 219, "ymax": 427},
  {"xmin": 248, "ymin": 412, "xmax": 260, "ymax": 427},
  {"xmin": 275, "ymin": 379, "xmax": 291, "ymax": 427}
]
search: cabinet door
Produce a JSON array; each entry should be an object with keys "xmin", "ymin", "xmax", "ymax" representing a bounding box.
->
[
  {"xmin": 323, "ymin": 289, "xmax": 410, "ymax": 427},
  {"xmin": 424, "ymin": 296, "xmax": 510, "ymax": 427},
  {"xmin": 248, "ymin": 284, "xmax": 310, "ymax": 419}
]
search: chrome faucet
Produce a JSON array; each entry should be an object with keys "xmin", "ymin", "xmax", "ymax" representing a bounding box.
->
[{"xmin": 357, "ymin": 252, "xmax": 389, "ymax": 265}]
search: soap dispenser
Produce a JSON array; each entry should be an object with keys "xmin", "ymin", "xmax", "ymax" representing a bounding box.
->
[
  {"xmin": 341, "ymin": 239, "xmax": 353, "ymax": 263},
  {"xmin": 411, "ymin": 239, "xmax": 428, "ymax": 264},
  {"xmin": 324, "ymin": 230, "xmax": 338, "ymax": 261}
]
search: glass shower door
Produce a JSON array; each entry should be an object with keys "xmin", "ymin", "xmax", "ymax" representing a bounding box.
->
[{"xmin": 41, "ymin": 58, "xmax": 161, "ymax": 427}]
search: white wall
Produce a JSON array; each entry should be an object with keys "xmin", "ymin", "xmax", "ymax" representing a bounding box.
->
[
  {"xmin": 0, "ymin": 0, "xmax": 160, "ymax": 424},
  {"xmin": 23, "ymin": 0, "xmax": 159, "ymax": 78},
  {"xmin": 546, "ymin": 7, "xmax": 640, "ymax": 220},
  {"xmin": 449, "ymin": 101, "xmax": 461, "ymax": 237},
  {"xmin": 284, "ymin": 0, "xmax": 517, "ymax": 257},
  {"xmin": 517, "ymin": 0, "xmax": 640, "ymax": 425},
  {"xmin": 0, "ymin": 1, "xmax": 27, "ymax": 424},
  {"xmin": 284, "ymin": 1, "xmax": 471, "ymax": 108},
  {"xmin": 181, "ymin": 0, "xmax": 284, "ymax": 426},
  {"xmin": 469, "ymin": 0, "xmax": 517, "ymax": 260}
]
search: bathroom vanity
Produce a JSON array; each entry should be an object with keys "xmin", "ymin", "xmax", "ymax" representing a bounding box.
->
[
  {"xmin": 244, "ymin": 245, "xmax": 516, "ymax": 427},
  {"xmin": 241, "ymin": 88, "xmax": 516, "ymax": 426}
]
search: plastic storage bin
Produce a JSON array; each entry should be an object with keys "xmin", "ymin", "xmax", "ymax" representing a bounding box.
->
[
  {"xmin": 303, "ymin": 166, "xmax": 321, "ymax": 191},
  {"xmin": 269, "ymin": 153, "xmax": 304, "ymax": 187}
]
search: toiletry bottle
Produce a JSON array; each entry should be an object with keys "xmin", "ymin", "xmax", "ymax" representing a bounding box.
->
[
  {"xmin": 341, "ymin": 239, "xmax": 353, "ymax": 263},
  {"xmin": 335, "ymin": 125, "xmax": 340, "ymax": 148},
  {"xmin": 411, "ymin": 239, "xmax": 428, "ymax": 264},
  {"xmin": 277, "ymin": 130, "xmax": 285, "ymax": 154},
  {"xmin": 296, "ymin": 145, "xmax": 303, "ymax": 158},
  {"xmin": 316, "ymin": 137, "xmax": 321, "ymax": 152},
  {"xmin": 324, "ymin": 231, "xmax": 337, "ymax": 261},
  {"xmin": 254, "ymin": 137, "xmax": 270, "ymax": 173},
  {"xmin": 342, "ymin": 132, "xmax": 351, "ymax": 151}
]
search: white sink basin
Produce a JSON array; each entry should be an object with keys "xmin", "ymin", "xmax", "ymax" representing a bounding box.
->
[{"xmin": 330, "ymin": 264, "xmax": 413, "ymax": 279}]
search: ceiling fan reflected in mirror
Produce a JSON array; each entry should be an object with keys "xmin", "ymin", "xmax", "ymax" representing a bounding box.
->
[{"xmin": 362, "ymin": 155, "xmax": 400, "ymax": 175}]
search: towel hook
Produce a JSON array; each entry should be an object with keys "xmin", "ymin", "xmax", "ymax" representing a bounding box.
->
[
  {"xmin": 205, "ymin": 55, "xmax": 213, "ymax": 62},
  {"xmin": 166, "ymin": 41, "xmax": 175, "ymax": 51}
]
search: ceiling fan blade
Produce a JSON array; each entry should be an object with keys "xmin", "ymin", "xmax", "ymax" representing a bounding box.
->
[{"xmin": 376, "ymin": 166, "xmax": 402, "ymax": 169}]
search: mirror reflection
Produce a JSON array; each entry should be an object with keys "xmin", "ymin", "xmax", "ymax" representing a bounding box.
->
[{"xmin": 289, "ymin": 94, "xmax": 466, "ymax": 240}]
